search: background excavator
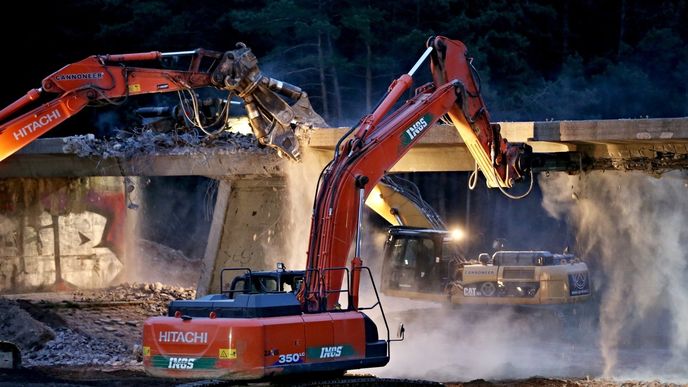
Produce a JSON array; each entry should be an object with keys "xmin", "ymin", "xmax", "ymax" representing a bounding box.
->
[
  {"xmin": 141, "ymin": 36, "xmax": 581, "ymax": 381},
  {"xmin": 368, "ymin": 175, "xmax": 591, "ymax": 307}
]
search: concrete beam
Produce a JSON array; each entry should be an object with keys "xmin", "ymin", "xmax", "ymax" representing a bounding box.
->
[
  {"xmin": 3, "ymin": 117, "xmax": 688, "ymax": 178},
  {"xmin": 309, "ymin": 117, "xmax": 688, "ymax": 147},
  {"xmin": 0, "ymin": 139, "xmax": 285, "ymax": 178},
  {"xmin": 308, "ymin": 117, "xmax": 688, "ymax": 172},
  {"xmin": 5, "ymin": 117, "xmax": 688, "ymax": 295}
]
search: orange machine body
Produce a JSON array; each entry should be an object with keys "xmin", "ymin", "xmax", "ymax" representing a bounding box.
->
[{"xmin": 143, "ymin": 291, "xmax": 387, "ymax": 380}]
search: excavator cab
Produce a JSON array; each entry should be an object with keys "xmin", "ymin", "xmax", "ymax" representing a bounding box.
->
[
  {"xmin": 381, "ymin": 227, "xmax": 457, "ymax": 297},
  {"xmin": 224, "ymin": 267, "xmax": 304, "ymax": 297}
]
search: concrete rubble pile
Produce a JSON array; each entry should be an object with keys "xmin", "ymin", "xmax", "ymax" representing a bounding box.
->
[
  {"xmin": 0, "ymin": 282, "xmax": 196, "ymax": 368},
  {"xmin": 62, "ymin": 128, "xmax": 271, "ymax": 159},
  {"xmin": 0, "ymin": 299, "xmax": 55, "ymax": 353},
  {"xmin": 73, "ymin": 281, "xmax": 196, "ymax": 314},
  {"xmin": 24, "ymin": 328, "xmax": 132, "ymax": 367}
]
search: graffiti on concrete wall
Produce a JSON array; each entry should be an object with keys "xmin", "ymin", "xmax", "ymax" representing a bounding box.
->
[{"xmin": 0, "ymin": 177, "xmax": 126, "ymax": 293}]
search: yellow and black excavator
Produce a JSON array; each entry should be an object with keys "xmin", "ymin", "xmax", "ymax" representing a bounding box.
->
[{"xmin": 368, "ymin": 174, "xmax": 591, "ymax": 307}]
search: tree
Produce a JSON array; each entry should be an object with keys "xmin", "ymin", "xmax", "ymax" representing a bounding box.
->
[{"xmin": 226, "ymin": 0, "xmax": 344, "ymax": 124}]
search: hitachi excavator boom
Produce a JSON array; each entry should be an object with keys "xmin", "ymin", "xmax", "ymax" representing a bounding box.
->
[{"xmin": 0, "ymin": 44, "xmax": 326, "ymax": 162}]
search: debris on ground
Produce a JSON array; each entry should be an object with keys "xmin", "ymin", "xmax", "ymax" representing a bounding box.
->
[
  {"xmin": 72, "ymin": 282, "xmax": 196, "ymax": 312},
  {"xmin": 0, "ymin": 287, "xmax": 677, "ymax": 386},
  {"xmin": 0, "ymin": 299, "xmax": 55, "ymax": 352},
  {"xmin": 0, "ymin": 282, "xmax": 195, "ymax": 368}
]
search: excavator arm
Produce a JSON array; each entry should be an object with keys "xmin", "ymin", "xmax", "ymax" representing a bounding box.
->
[
  {"xmin": 0, "ymin": 44, "xmax": 324, "ymax": 162},
  {"xmin": 428, "ymin": 36, "xmax": 532, "ymax": 189},
  {"xmin": 0, "ymin": 49, "xmax": 216, "ymax": 161},
  {"xmin": 304, "ymin": 36, "xmax": 533, "ymax": 311}
]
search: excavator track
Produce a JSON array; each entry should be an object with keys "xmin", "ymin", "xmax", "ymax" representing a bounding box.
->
[
  {"xmin": 0, "ymin": 367, "xmax": 443, "ymax": 387},
  {"xmin": 174, "ymin": 375, "xmax": 442, "ymax": 386},
  {"xmin": 270, "ymin": 376, "xmax": 443, "ymax": 387}
]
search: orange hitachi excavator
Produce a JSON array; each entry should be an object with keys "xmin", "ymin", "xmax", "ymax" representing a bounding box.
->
[
  {"xmin": 140, "ymin": 36, "xmax": 564, "ymax": 381},
  {"xmin": 0, "ymin": 43, "xmax": 327, "ymax": 162}
]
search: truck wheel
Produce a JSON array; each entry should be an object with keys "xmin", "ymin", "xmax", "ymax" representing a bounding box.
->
[{"xmin": 480, "ymin": 282, "xmax": 496, "ymax": 297}]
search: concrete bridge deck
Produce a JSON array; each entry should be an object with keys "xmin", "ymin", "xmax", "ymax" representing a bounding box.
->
[
  {"xmin": 306, "ymin": 117, "xmax": 688, "ymax": 172},
  {"xmin": 2, "ymin": 117, "xmax": 687, "ymax": 177}
]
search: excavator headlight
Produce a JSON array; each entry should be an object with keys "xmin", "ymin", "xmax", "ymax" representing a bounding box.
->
[{"xmin": 450, "ymin": 228, "xmax": 465, "ymax": 241}]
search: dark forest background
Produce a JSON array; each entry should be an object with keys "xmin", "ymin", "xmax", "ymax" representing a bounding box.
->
[
  {"xmin": 2, "ymin": 0, "xmax": 686, "ymax": 125},
  {"xmin": 1, "ymin": 0, "xmax": 686, "ymax": 257}
]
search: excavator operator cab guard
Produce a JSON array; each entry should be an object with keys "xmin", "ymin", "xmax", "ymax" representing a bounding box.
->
[{"xmin": 223, "ymin": 268, "xmax": 304, "ymax": 298}]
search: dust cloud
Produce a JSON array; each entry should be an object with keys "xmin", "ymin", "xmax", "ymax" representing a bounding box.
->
[
  {"xmin": 362, "ymin": 228, "xmax": 601, "ymax": 382},
  {"xmin": 274, "ymin": 148, "xmax": 323, "ymax": 269},
  {"xmin": 362, "ymin": 171, "xmax": 688, "ymax": 384},
  {"xmin": 539, "ymin": 171, "xmax": 688, "ymax": 382},
  {"xmin": 117, "ymin": 177, "xmax": 212, "ymax": 288},
  {"xmin": 228, "ymin": 140, "xmax": 688, "ymax": 383}
]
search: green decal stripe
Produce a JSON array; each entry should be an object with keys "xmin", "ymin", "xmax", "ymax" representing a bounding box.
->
[
  {"xmin": 401, "ymin": 132, "xmax": 413, "ymax": 147},
  {"xmin": 306, "ymin": 344, "xmax": 356, "ymax": 359},
  {"xmin": 151, "ymin": 355, "xmax": 217, "ymax": 369},
  {"xmin": 340, "ymin": 345, "xmax": 355, "ymax": 356},
  {"xmin": 306, "ymin": 347, "xmax": 320, "ymax": 358},
  {"xmin": 400, "ymin": 113, "xmax": 434, "ymax": 147},
  {"xmin": 151, "ymin": 356, "xmax": 168, "ymax": 368}
]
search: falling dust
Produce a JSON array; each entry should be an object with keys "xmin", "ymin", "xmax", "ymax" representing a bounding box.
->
[
  {"xmin": 360, "ymin": 227, "xmax": 601, "ymax": 382},
  {"xmin": 362, "ymin": 170, "xmax": 688, "ymax": 384},
  {"xmin": 269, "ymin": 147, "xmax": 324, "ymax": 269},
  {"xmin": 540, "ymin": 170, "xmax": 688, "ymax": 383},
  {"xmin": 116, "ymin": 177, "xmax": 207, "ymax": 288}
]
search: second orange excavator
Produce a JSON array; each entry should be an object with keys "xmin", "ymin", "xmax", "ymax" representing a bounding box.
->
[{"xmin": 0, "ymin": 43, "xmax": 326, "ymax": 162}]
